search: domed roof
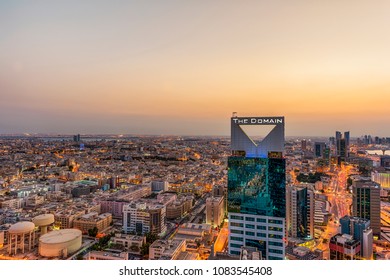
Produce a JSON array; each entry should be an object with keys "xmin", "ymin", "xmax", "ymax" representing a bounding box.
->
[
  {"xmin": 40, "ymin": 229, "xmax": 82, "ymax": 244},
  {"xmin": 8, "ymin": 222, "xmax": 35, "ymax": 234},
  {"xmin": 32, "ymin": 214, "xmax": 55, "ymax": 226}
]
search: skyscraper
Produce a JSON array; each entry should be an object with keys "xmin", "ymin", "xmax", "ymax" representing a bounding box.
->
[
  {"xmin": 73, "ymin": 134, "xmax": 81, "ymax": 142},
  {"xmin": 314, "ymin": 142, "xmax": 326, "ymax": 158},
  {"xmin": 228, "ymin": 116, "xmax": 286, "ymax": 260},
  {"xmin": 336, "ymin": 131, "xmax": 350, "ymax": 164},
  {"xmin": 286, "ymin": 184, "xmax": 314, "ymax": 239},
  {"xmin": 352, "ymin": 179, "xmax": 381, "ymax": 238},
  {"xmin": 344, "ymin": 131, "xmax": 350, "ymax": 148},
  {"xmin": 301, "ymin": 140, "xmax": 307, "ymax": 151}
]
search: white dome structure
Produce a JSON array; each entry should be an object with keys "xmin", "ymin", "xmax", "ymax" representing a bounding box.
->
[
  {"xmin": 39, "ymin": 229, "xmax": 82, "ymax": 258},
  {"xmin": 8, "ymin": 222, "xmax": 36, "ymax": 255},
  {"xmin": 8, "ymin": 221, "xmax": 35, "ymax": 234},
  {"xmin": 32, "ymin": 214, "xmax": 54, "ymax": 234}
]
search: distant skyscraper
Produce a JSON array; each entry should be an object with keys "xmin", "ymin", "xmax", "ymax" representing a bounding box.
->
[
  {"xmin": 314, "ymin": 142, "xmax": 326, "ymax": 158},
  {"xmin": 336, "ymin": 131, "xmax": 350, "ymax": 164},
  {"xmin": 363, "ymin": 135, "xmax": 372, "ymax": 145},
  {"xmin": 228, "ymin": 115, "xmax": 286, "ymax": 260},
  {"xmin": 336, "ymin": 131, "xmax": 342, "ymax": 142},
  {"xmin": 352, "ymin": 179, "xmax": 381, "ymax": 238},
  {"xmin": 344, "ymin": 131, "xmax": 350, "ymax": 147},
  {"xmin": 286, "ymin": 184, "xmax": 314, "ymax": 239},
  {"xmin": 323, "ymin": 146, "xmax": 330, "ymax": 163},
  {"xmin": 339, "ymin": 215, "xmax": 373, "ymax": 259},
  {"xmin": 301, "ymin": 140, "xmax": 307, "ymax": 151},
  {"xmin": 73, "ymin": 134, "xmax": 81, "ymax": 142}
]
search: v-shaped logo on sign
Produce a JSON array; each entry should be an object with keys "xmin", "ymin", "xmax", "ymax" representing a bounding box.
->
[{"xmin": 238, "ymin": 124, "xmax": 277, "ymax": 146}]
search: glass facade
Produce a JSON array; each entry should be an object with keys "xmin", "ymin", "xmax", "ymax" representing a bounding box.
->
[
  {"xmin": 356, "ymin": 188, "xmax": 371, "ymax": 219},
  {"xmin": 228, "ymin": 116, "xmax": 286, "ymax": 259},
  {"xmin": 296, "ymin": 187, "xmax": 308, "ymax": 238},
  {"xmin": 339, "ymin": 215, "xmax": 370, "ymax": 246},
  {"xmin": 227, "ymin": 157, "xmax": 286, "ymax": 218}
]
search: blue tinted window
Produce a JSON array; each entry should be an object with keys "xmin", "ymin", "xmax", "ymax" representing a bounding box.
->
[{"xmin": 227, "ymin": 157, "xmax": 286, "ymax": 217}]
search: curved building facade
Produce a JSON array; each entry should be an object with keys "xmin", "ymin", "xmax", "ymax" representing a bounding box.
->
[{"xmin": 39, "ymin": 229, "xmax": 82, "ymax": 258}]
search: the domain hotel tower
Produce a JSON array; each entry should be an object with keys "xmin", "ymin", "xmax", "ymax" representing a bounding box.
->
[{"xmin": 228, "ymin": 116, "xmax": 286, "ymax": 260}]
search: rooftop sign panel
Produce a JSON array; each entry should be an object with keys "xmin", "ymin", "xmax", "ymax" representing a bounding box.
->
[{"xmin": 231, "ymin": 116, "xmax": 285, "ymax": 158}]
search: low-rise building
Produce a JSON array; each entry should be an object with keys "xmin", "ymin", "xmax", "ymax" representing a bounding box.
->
[
  {"xmin": 329, "ymin": 234, "xmax": 361, "ymax": 260},
  {"xmin": 99, "ymin": 200, "xmax": 128, "ymax": 218},
  {"xmin": 25, "ymin": 195, "xmax": 45, "ymax": 207},
  {"xmin": 98, "ymin": 185, "xmax": 152, "ymax": 218},
  {"xmin": 149, "ymin": 239, "xmax": 186, "ymax": 260},
  {"xmin": 151, "ymin": 181, "xmax": 170, "ymax": 193},
  {"xmin": 0, "ymin": 198, "xmax": 23, "ymax": 210},
  {"xmin": 123, "ymin": 201, "xmax": 166, "ymax": 235},
  {"xmin": 176, "ymin": 223, "xmax": 212, "ymax": 239},
  {"xmin": 73, "ymin": 212, "xmax": 112, "ymax": 234},
  {"xmin": 54, "ymin": 209, "xmax": 85, "ymax": 229},
  {"xmin": 111, "ymin": 234, "xmax": 145, "ymax": 255},
  {"xmin": 286, "ymin": 246, "xmax": 323, "ymax": 260},
  {"xmin": 166, "ymin": 195, "xmax": 194, "ymax": 219},
  {"xmin": 206, "ymin": 196, "xmax": 224, "ymax": 227},
  {"xmin": 85, "ymin": 250, "xmax": 128, "ymax": 260}
]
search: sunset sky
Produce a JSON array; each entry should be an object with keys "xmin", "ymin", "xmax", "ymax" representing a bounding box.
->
[{"xmin": 1, "ymin": 1, "xmax": 390, "ymax": 136}]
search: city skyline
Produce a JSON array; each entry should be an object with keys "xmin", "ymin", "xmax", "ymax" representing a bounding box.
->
[
  {"xmin": 1, "ymin": 113, "xmax": 390, "ymax": 261},
  {"xmin": 2, "ymin": 1, "xmax": 390, "ymax": 136}
]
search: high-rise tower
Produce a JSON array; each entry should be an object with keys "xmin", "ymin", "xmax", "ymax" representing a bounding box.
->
[
  {"xmin": 228, "ymin": 116, "xmax": 286, "ymax": 260},
  {"xmin": 336, "ymin": 131, "xmax": 350, "ymax": 164},
  {"xmin": 286, "ymin": 184, "xmax": 315, "ymax": 239},
  {"xmin": 352, "ymin": 179, "xmax": 381, "ymax": 238}
]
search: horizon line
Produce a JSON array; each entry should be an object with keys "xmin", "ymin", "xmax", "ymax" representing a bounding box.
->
[{"xmin": 0, "ymin": 133, "xmax": 386, "ymax": 139}]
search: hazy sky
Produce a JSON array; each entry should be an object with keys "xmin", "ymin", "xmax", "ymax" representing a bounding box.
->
[{"xmin": 1, "ymin": 1, "xmax": 390, "ymax": 136}]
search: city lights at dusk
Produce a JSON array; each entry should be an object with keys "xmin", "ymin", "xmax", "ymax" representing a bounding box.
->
[{"xmin": 1, "ymin": 2, "xmax": 390, "ymax": 279}]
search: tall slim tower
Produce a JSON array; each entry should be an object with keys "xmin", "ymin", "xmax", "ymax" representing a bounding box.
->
[
  {"xmin": 336, "ymin": 131, "xmax": 350, "ymax": 163},
  {"xmin": 286, "ymin": 184, "xmax": 315, "ymax": 239},
  {"xmin": 352, "ymin": 179, "xmax": 381, "ymax": 238},
  {"xmin": 228, "ymin": 116, "xmax": 286, "ymax": 260}
]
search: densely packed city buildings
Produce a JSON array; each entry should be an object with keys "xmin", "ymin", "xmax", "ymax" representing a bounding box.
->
[{"xmin": 1, "ymin": 124, "xmax": 390, "ymax": 260}]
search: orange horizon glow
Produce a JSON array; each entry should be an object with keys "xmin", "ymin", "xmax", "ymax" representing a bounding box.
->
[{"xmin": 1, "ymin": 1, "xmax": 390, "ymax": 136}]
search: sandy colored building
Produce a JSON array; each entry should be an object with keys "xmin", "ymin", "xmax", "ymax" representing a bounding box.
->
[{"xmin": 73, "ymin": 212, "xmax": 112, "ymax": 234}]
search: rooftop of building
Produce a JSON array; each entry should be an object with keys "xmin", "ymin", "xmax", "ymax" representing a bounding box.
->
[
  {"xmin": 331, "ymin": 234, "xmax": 360, "ymax": 245},
  {"xmin": 206, "ymin": 196, "xmax": 224, "ymax": 202},
  {"xmin": 179, "ymin": 223, "xmax": 212, "ymax": 231},
  {"xmin": 208, "ymin": 252, "xmax": 240, "ymax": 260},
  {"xmin": 150, "ymin": 239, "xmax": 185, "ymax": 255},
  {"xmin": 86, "ymin": 250, "xmax": 127, "ymax": 260},
  {"xmin": 176, "ymin": 251, "xmax": 198, "ymax": 260},
  {"xmin": 76, "ymin": 212, "xmax": 111, "ymax": 221},
  {"xmin": 340, "ymin": 215, "xmax": 370, "ymax": 224},
  {"xmin": 123, "ymin": 199, "xmax": 166, "ymax": 210},
  {"xmin": 286, "ymin": 245, "xmax": 323, "ymax": 260},
  {"xmin": 113, "ymin": 233, "xmax": 145, "ymax": 242}
]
